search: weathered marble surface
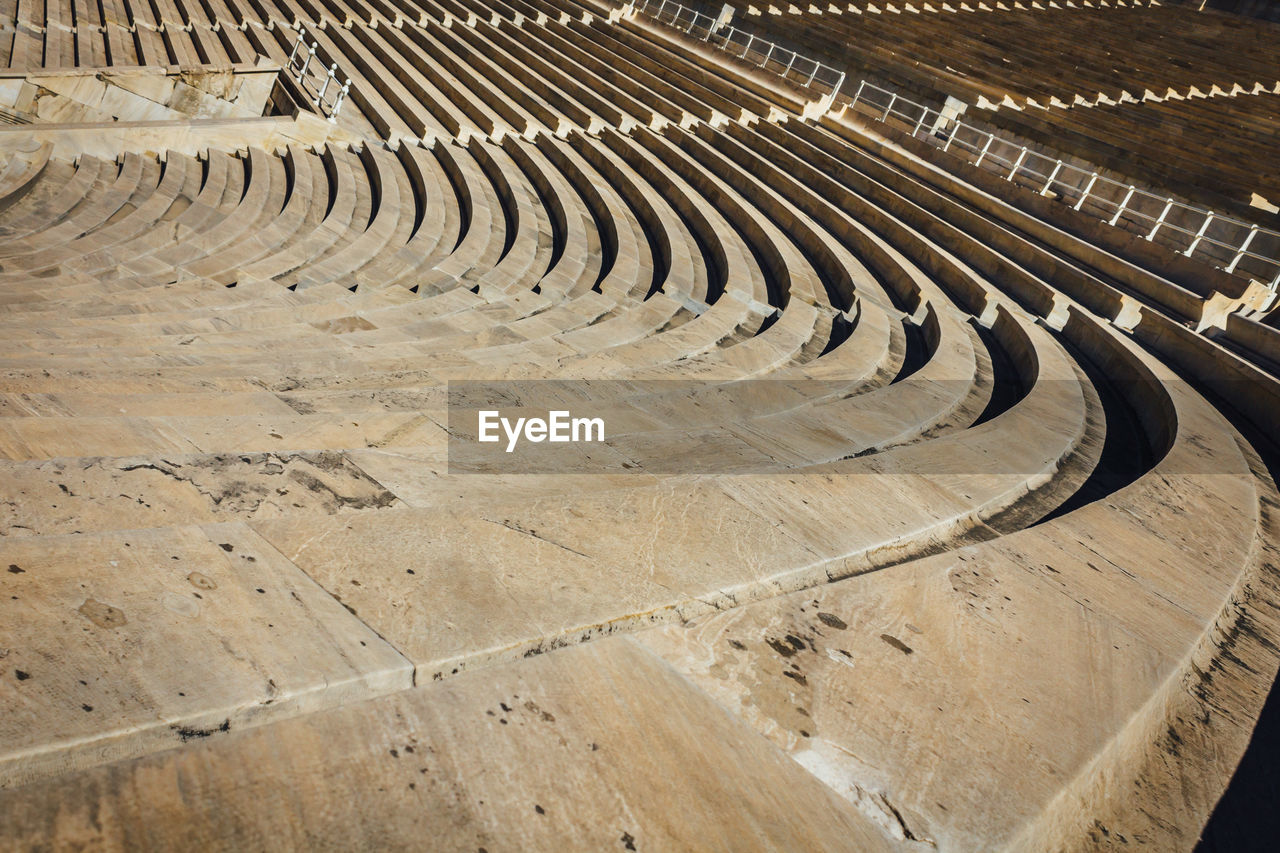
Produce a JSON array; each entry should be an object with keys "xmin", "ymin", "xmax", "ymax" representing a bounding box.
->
[
  {"xmin": 0, "ymin": 451, "xmax": 402, "ymax": 537},
  {"xmin": 0, "ymin": 522, "xmax": 412, "ymax": 787},
  {"xmin": 0, "ymin": 637, "xmax": 895, "ymax": 851},
  {"xmin": 1, "ymin": 4, "xmax": 1279, "ymax": 848},
  {"xmin": 633, "ymin": 369, "xmax": 1275, "ymax": 850}
]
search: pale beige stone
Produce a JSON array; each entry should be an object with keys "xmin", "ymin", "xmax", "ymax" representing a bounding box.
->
[
  {"xmin": 0, "ymin": 522, "xmax": 412, "ymax": 787},
  {"xmin": 0, "ymin": 637, "xmax": 895, "ymax": 851}
]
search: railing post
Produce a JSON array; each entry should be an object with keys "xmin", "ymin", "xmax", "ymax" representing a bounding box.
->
[
  {"xmin": 299, "ymin": 43, "xmax": 315, "ymax": 77},
  {"xmin": 1146, "ymin": 198, "xmax": 1175, "ymax": 241},
  {"xmin": 1226, "ymin": 224, "xmax": 1259, "ymax": 274},
  {"xmin": 1184, "ymin": 211, "xmax": 1215, "ymax": 257},
  {"xmin": 318, "ymin": 63, "xmax": 337, "ymax": 100},
  {"xmin": 1109, "ymin": 185, "xmax": 1136, "ymax": 226},
  {"xmin": 851, "ymin": 79, "xmax": 866, "ymax": 107},
  {"xmin": 804, "ymin": 62, "xmax": 819, "ymax": 88},
  {"xmin": 763, "ymin": 42, "xmax": 775, "ymax": 67},
  {"xmin": 330, "ymin": 80, "xmax": 349, "ymax": 121},
  {"xmin": 942, "ymin": 119, "xmax": 960, "ymax": 151},
  {"xmin": 784, "ymin": 51, "xmax": 797, "ymax": 77},
  {"xmin": 1074, "ymin": 172, "xmax": 1099, "ymax": 211},
  {"xmin": 1041, "ymin": 159, "xmax": 1063, "ymax": 195},
  {"xmin": 1006, "ymin": 147, "xmax": 1028, "ymax": 181},
  {"xmin": 912, "ymin": 106, "xmax": 929, "ymax": 136},
  {"xmin": 741, "ymin": 33, "xmax": 754, "ymax": 59},
  {"xmin": 974, "ymin": 132, "xmax": 994, "ymax": 167},
  {"xmin": 882, "ymin": 93, "xmax": 898, "ymax": 121}
]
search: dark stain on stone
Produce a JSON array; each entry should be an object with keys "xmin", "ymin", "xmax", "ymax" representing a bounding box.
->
[
  {"xmin": 728, "ymin": 639, "xmax": 746, "ymax": 650},
  {"xmin": 82, "ymin": 704, "xmax": 93, "ymax": 712},
  {"xmin": 15, "ymin": 670, "xmax": 30, "ymax": 680},
  {"xmin": 187, "ymin": 572, "xmax": 217, "ymax": 590},
  {"xmin": 621, "ymin": 831, "xmax": 637, "ymax": 850},
  {"xmin": 218, "ymin": 543, "xmax": 233, "ymax": 552},
  {"xmin": 880, "ymin": 634, "xmax": 914, "ymax": 655},
  {"xmin": 289, "ymin": 465, "xmax": 399, "ymax": 511},
  {"xmin": 782, "ymin": 670, "xmax": 808, "ymax": 685},
  {"xmin": 523, "ymin": 700, "xmax": 556, "ymax": 723},
  {"xmin": 534, "ymin": 804, "xmax": 545, "ymax": 815},
  {"xmin": 816, "ymin": 612, "xmax": 847, "ymax": 629},
  {"xmin": 78, "ymin": 598, "xmax": 127, "ymax": 629},
  {"xmin": 766, "ymin": 638, "xmax": 797, "ymax": 658},
  {"xmin": 390, "ymin": 748, "xmax": 399, "ymax": 758},
  {"xmin": 172, "ymin": 719, "xmax": 231, "ymax": 742},
  {"xmin": 7, "ymin": 564, "xmax": 23, "ymax": 574}
]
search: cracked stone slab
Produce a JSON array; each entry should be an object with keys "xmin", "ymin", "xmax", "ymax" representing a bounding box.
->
[
  {"xmin": 631, "ymin": 459, "xmax": 1261, "ymax": 851},
  {"xmin": 347, "ymin": 447, "xmax": 661, "ymax": 511},
  {"xmin": 0, "ymin": 415, "xmax": 202, "ymax": 460},
  {"xmin": 0, "ymin": 450, "xmax": 403, "ymax": 537},
  {"xmin": 0, "ymin": 521, "xmax": 413, "ymax": 788},
  {"xmin": 0, "ymin": 636, "xmax": 897, "ymax": 850},
  {"xmin": 0, "ymin": 410, "xmax": 449, "ymax": 460},
  {"xmin": 248, "ymin": 441, "xmax": 1056, "ymax": 682},
  {"xmin": 0, "ymin": 391, "xmax": 299, "ymax": 418},
  {"xmin": 249, "ymin": 483, "xmax": 824, "ymax": 678}
]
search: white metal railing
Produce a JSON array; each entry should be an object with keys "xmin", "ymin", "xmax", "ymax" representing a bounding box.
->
[
  {"xmin": 847, "ymin": 79, "xmax": 1280, "ymax": 290},
  {"xmin": 286, "ymin": 24, "xmax": 351, "ymax": 122},
  {"xmin": 628, "ymin": 0, "xmax": 846, "ymax": 96}
]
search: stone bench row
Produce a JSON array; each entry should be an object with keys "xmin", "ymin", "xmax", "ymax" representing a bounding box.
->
[
  {"xmin": 736, "ymin": 2, "xmax": 1278, "ymax": 109},
  {"xmin": 2, "ymin": 0, "xmax": 262, "ymax": 69},
  {"xmin": 968, "ymin": 89, "xmax": 1280, "ymax": 217}
]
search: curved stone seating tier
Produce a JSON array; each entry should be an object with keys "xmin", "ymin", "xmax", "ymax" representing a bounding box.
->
[
  {"xmin": 737, "ymin": 2, "xmax": 1278, "ymax": 109},
  {"xmin": 816, "ymin": 104, "xmax": 1280, "ymax": 379},
  {"xmin": 966, "ymin": 88, "xmax": 1280, "ymax": 219},
  {"xmin": 728, "ymin": 1, "xmax": 1280, "ymax": 221},
  {"xmin": 2, "ymin": 0, "xmax": 1280, "ymax": 849}
]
